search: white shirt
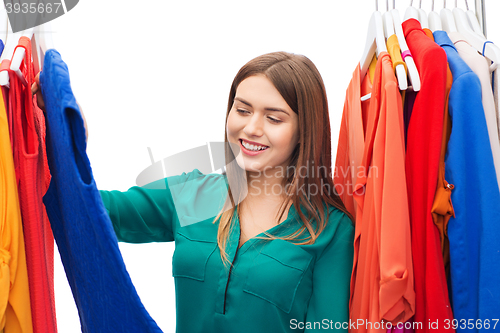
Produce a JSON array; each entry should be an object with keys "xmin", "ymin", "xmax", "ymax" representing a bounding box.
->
[{"xmin": 448, "ymin": 32, "xmax": 500, "ymax": 188}]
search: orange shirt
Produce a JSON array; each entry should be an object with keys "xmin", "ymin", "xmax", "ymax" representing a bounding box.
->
[
  {"xmin": 423, "ymin": 28, "xmax": 434, "ymax": 40},
  {"xmin": 335, "ymin": 62, "xmax": 371, "ymax": 220},
  {"xmin": 337, "ymin": 52, "xmax": 415, "ymax": 333},
  {"xmin": 0, "ymin": 87, "xmax": 33, "ymax": 332}
]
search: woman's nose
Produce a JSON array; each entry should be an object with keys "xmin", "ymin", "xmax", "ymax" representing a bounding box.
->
[{"xmin": 243, "ymin": 114, "xmax": 264, "ymax": 137}]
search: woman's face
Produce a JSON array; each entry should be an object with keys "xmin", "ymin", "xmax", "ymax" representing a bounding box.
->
[{"xmin": 226, "ymin": 74, "xmax": 299, "ymax": 175}]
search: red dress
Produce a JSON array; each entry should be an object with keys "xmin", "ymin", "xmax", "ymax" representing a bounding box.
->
[
  {"xmin": 5, "ymin": 36, "xmax": 57, "ymax": 333},
  {"xmin": 403, "ymin": 19, "xmax": 455, "ymax": 332}
]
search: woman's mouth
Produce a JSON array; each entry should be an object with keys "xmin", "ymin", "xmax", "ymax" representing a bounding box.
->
[{"xmin": 239, "ymin": 139, "xmax": 269, "ymax": 156}]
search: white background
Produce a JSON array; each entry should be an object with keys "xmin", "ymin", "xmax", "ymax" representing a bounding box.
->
[{"xmin": 44, "ymin": 0, "xmax": 500, "ymax": 331}]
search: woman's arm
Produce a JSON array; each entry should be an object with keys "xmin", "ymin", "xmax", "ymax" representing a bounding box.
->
[
  {"xmin": 305, "ymin": 215, "xmax": 354, "ymax": 332},
  {"xmin": 99, "ymin": 177, "xmax": 178, "ymax": 244},
  {"xmin": 98, "ymin": 168, "xmax": 216, "ymax": 244}
]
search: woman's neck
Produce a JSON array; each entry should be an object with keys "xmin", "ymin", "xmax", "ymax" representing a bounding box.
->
[{"xmin": 245, "ymin": 167, "xmax": 288, "ymax": 204}]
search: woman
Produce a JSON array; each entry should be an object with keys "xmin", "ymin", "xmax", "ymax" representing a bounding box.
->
[{"xmin": 33, "ymin": 51, "xmax": 354, "ymax": 332}]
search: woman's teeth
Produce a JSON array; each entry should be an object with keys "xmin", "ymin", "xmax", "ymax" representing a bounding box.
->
[{"xmin": 241, "ymin": 140, "xmax": 268, "ymax": 151}]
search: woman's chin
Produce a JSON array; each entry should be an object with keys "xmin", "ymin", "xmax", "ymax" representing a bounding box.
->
[{"xmin": 234, "ymin": 156, "xmax": 265, "ymax": 174}]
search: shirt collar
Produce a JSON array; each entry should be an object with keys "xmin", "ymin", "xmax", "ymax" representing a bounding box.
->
[
  {"xmin": 447, "ymin": 31, "xmax": 469, "ymax": 45},
  {"xmin": 402, "ymin": 18, "xmax": 422, "ymax": 39},
  {"xmin": 433, "ymin": 30, "xmax": 457, "ymax": 51}
]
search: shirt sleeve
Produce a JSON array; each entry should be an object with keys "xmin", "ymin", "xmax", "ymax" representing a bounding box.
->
[
  {"xmin": 98, "ymin": 176, "xmax": 178, "ymax": 244},
  {"xmin": 98, "ymin": 168, "xmax": 227, "ymax": 244},
  {"xmin": 305, "ymin": 214, "xmax": 354, "ymax": 332}
]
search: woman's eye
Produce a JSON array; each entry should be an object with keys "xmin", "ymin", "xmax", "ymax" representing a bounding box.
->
[{"xmin": 236, "ymin": 109, "xmax": 281, "ymax": 123}]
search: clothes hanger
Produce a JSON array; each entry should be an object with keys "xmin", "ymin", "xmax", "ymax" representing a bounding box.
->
[
  {"xmin": 418, "ymin": 0, "xmax": 429, "ymax": 29},
  {"xmin": 404, "ymin": 0, "xmax": 420, "ymax": 21},
  {"xmin": 453, "ymin": 0, "xmax": 500, "ymax": 71},
  {"xmin": 441, "ymin": 0, "xmax": 458, "ymax": 33},
  {"xmin": 0, "ymin": 17, "xmax": 24, "ymax": 88},
  {"xmin": 360, "ymin": 0, "xmax": 387, "ymax": 81},
  {"xmin": 464, "ymin": 0, "xmax": 483, "ymax": 36},
  {"xmin": 35, "ymin": 21, "xmax": 55, "ymax": 70},
  {"xmin": 383, "ymin": 0, "xmax": 407, "ymax": 90},
  {"xmin": 392, "ymin": 5, "xmax": 421, "ymax": 91},
  {"xmin": 429, "ymin": 0, "xmax": 443, "ymax": 31},
  {"xmin": 10, "ymin": 27, "xmax": 35, "ymax": 86}
]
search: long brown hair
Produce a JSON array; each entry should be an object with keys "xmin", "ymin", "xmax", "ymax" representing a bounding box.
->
[{"xmin": 213, "ymin": 51, "xmax": 352, "ymax": 267}]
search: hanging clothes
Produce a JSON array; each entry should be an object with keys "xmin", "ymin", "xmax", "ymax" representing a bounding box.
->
[
  {"xmin": 0, "ymin": 78, "xmax": 33, "ymax": 332},
  {"xmin": 40, "ymin": 49, "xmax": 163, "ymax": 333},
  {"xmin": 423, "ymin": 28, "xmax": 434, "ymax": 40},
  {"xmin": 447, "ymin": 32, "xmax": 500, "ymax": 187},
  {"xmin": 338, "ymin": 51, "xmax": 414, "ymax": 333},
  {"xmin": 494, "ymin": 67, "xmax": 500, "ymax": 135},
  {"xmin": 5, "ymin": 36, "xmax": 57, "ymax": 333},
  {"xmin": 434, "ymin": 30, "xmax": 500, "ymax": 333},
  {"xmin": 386, "ymin": 34, "xmax": 407, "ymax": 74},
  {"xmin": 420, "ymin": 28, "xmax": 456, "ymax": 282},
  {"xmin": 402, "ymin": 19, "xmax": 455, "ymax": 333},
  {"xmin": 334, "ymin": 63, "xmax": 369, "ymax": 220}
]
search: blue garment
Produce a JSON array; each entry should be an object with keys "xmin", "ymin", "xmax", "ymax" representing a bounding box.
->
[
  {"xmin": 41, "ymin": 49, "xmax": 163, "ymax": 333},
  {"xmin": 434, "ymin": 31, "xmax": 500, "ymax": 332},
  {"xmin": 0, "ymin": 40, "xmax": 4, "ymax": 57}
]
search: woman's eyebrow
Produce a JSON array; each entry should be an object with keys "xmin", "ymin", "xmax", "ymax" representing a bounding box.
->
[{"xmin": 234, "ymin": 97, "xmax": 290, "ymax": 116}]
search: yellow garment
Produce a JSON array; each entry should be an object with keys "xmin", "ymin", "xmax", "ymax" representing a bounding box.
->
[
  {"xmin": 368, "ymin": 55, "xmax": 377, "ymax": 85},
  {"xmin": 387, "ymin": 34, "xmax": 408, "ymax": 74},
  {"xmin": 0, "ymin": 89, "xmax": 33, "ymax": 332}
]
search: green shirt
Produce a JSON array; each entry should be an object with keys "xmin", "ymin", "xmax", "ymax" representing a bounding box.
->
[{"xmin": 99, "ymin": 169, "xmax": 354, "ymax": 332}]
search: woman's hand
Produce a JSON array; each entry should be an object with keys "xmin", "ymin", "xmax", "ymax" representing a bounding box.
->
[{"xmin": 32, "ymin": 72, "xmax": 89, "ymax": 143}]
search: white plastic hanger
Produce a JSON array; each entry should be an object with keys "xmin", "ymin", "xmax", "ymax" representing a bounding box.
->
[
  {"xmin": 359, "ymin": 0, "xmax": 388, "ymax": 101},
  {"xmin": 453, "ymin": 4, "xmax": 500, "ymax": 71},
  {"xmin": 429, "ymin": 0, "xmax": 443, "ymax": 31},
  {"xmin": 383, "ymin": 0, "xmax": 407, "ymax": 90},
  {"xmin": 0, "ymin": 18, "xmax": 24, "ymax": 88},
  {"xmin": 418, "ymin": 0, "xmax": 429, "ymax": 29},
  {"xmin": 404, "ymin": 0, "xmax": 420, "ymax": 21},
  {"xmin": 35, "ymin": 21, "xmax": 55, "ymax": 70},
  {"xmin": 464, "ymin": 0, "xmax": 484, "ymax": 36},
  {"xmin": 360, "ymin": 0, "xmax": 387, "ymax": 81},
  {"xmin": 441, "ymin": 0, "xmax": 458, "ymax": 33},
  {"xmin": 10, "ymin": 27, "xmax": 34, "ymax": 86},
  {"xmin": 392, "ymin": 8, "xmax": 421, "ymax": 91}
]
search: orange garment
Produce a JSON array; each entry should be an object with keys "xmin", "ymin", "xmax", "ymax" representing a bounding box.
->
[
  {"xmin": 349, "ymin": 52, "xmax": 415, "ymax": 332},
  {"xmin": 0, "ymin": 86, "xmax": 33, "ymax": 332},
  {"xmin": 423, "ymin": 28, "xmax": 434, "ymax": 40},
  {"xmin": 369, "ymin": 55, "xmax": 377, "ymax": 84},
  {"xmin": 431, "ymin": 62, "xmax": 455, "ymax": 278},
  {"xmin": 335, "ymin": 62, "xmax": 372, "ymax": 220}
]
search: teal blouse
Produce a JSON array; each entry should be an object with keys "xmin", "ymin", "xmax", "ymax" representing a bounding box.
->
[{"xmin": 98, "ymin": 169, "xmax": 354, "ymax": 332}]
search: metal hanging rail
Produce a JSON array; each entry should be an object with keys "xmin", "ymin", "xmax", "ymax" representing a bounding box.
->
[{"xmin": 475, "ymin": 0, "xmax": 486, "ymax": 37}]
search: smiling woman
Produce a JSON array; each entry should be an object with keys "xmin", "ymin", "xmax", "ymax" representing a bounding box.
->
[{"xmin": 86, "ymin": 51, "xmax": 356, "ymax": 332}]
